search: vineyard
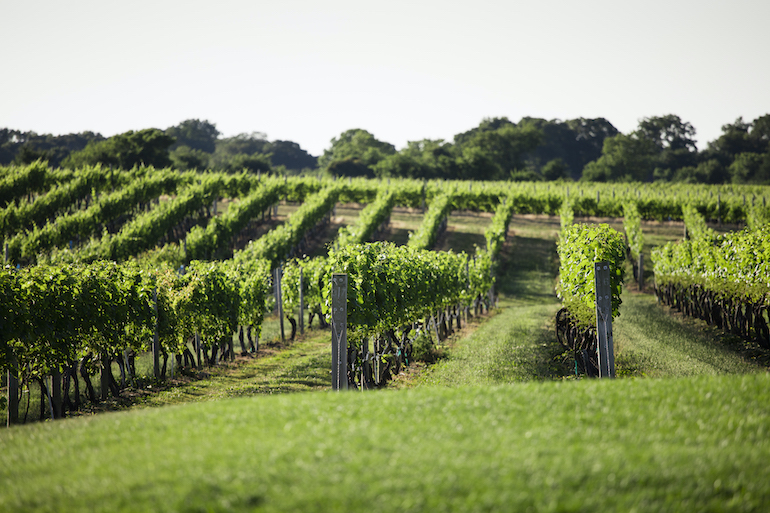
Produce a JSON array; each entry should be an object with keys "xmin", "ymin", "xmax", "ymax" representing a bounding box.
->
[
  {"xmin": 2, "ymin": 161, "xmax": 770, "ymax": 511},
  {"xmin": 1, "ymin": 161, "xmax": 770, "ymax": 422}
]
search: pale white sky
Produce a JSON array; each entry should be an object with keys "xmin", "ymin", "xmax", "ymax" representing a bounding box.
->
[{"xmin": 2, "ymin": 0, "xmax": 769, "ymax": 157}]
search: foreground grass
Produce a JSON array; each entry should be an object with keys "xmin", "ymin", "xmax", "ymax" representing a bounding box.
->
[{"xmin": 2, "ymin": 373, "xmax": 769, "ymax": 512}]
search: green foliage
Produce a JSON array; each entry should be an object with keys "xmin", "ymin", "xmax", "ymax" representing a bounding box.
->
[
  {"xmin": 652, "ymin": 224, "xmax": 770, "ymax": 305},
  {"xmin": 455, "ymin": 121, "xmax": 542, "ymax": 180},
  {"xmin": 322, "ymin": 242, "xmax": 491, "ymax": 344},
  {"xmin": 62, "ymin": 129, "xmax": 174, "ymax": 170},
  {"xmin": 0, "ymin": 159, "xmax": 48, "ymax": 207},
  {"xmin": 557, "ymin": 223, "xmax": 626, "ymax": 326},
  {"xmin": 165, "ymin": 119, "xmax": 220, "ymax": 154},
  {"xmin": 582, "ymin": 133, "xmax": 658, "ymax": 182},
  {"xmin": 319, "ymin": 129, "xmax": 396, "ymax": 177},
  {"xmin": 681, "ymin": 203, "xmax": 715, "ymax": 241},
  {"xmin": 336, "ymin": 190, "xmax": 395, "ymax": 247},
  {"xmin": 5, "ymin": 168, "xmax": 184, "ymax": 264},
  {"xmin": 235, "ymin": 185, "xmax": 341, "ymax": 269},
  {"xmin": 170, "ymin": 145, "xmax": 210, "ymax": 171},
  {"xmin": 186, "ymin": 177, "xmax": 282, "ymax": 261},
  {"xmin": 622, "ymin": 201, "xmax": 644, "ymax": 261},
  {"xmin": 408, "ymin": 192, "xmax": 453, "ymax": 250},
  {"xmin": 216, "ymin": 152, "xmax": 272, "ymax": 174},
  {"xmin": 484, "ymin": 197, "xmax": 515, "ymax": 257},
  {"xmin": 0, "ymin": 164, "xmax": 113, "ymax": 239}
]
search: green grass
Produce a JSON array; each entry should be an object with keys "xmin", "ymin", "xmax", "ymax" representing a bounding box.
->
[
  {"xmin": 2, "ymin": 374, "xmax": 769, "ymax": 512},
  {"xmin": 422, "ymin": 223, "xmax": 566, "ymax": 386},
  {"xmin": 613, "ymin": 292, "xmax": 765, "ymax": 378}
]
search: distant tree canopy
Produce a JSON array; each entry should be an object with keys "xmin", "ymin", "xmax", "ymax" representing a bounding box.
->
[
  {"xmin": 164, "ymin": 121, "xmax": 317, "ymax": 174},
  {"xmin": 318, "ymin": 129, "xmax": 396, "ymax": 178},
  {"xmin": 62, "ymin": 129, "xmax": 174, "ymax": 170},
  {"xmin": 166, "ymin": 119, "xmax": 220, "ymax": 153},
  {"xmin": 579, "ymin": 114, "xmax": 770, "ymax": 184},
  {"xmin": 322, "ymin": 117, "xmax": 614, "ymax": 182},
  {"xmin": 4, "ymin": 112, "xmax": 769, "ymax": 183},
  {"xmin": 0, "ymin": 129, "xmax": 104, "ymax": 168}
]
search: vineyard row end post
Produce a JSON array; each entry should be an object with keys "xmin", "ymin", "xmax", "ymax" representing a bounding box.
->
[
  {"xmin": 331, "ymin": 273, "xmax": 348, "ymax": 391},
  {"xmin": 594, "ymin": 261, "xmax": 616, "ymax": 378}
]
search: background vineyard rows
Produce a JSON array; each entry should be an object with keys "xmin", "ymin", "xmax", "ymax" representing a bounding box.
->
[{"xmin": 2, "ymin": 161, "xmax": 769, "ymax": 423}]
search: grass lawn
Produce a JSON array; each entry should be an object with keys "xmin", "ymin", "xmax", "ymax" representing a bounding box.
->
[{"xmin": 2, "ymin": 374, "xmax": 769, "ymax": 512}]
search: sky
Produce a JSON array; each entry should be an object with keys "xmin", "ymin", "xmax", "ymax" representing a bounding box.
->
[{"xmin": 2, "ymin": 0, "xmax": 769, "ymax": 157}]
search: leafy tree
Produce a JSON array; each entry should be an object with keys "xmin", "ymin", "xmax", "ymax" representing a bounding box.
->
[
  {"xmin": 671, "ymin": 159, "xmax": 728, "ymax": 184},
  {"xmin": 729, "ymin": 152, "xmax": 770, "ymax": 184},
  {"xmin": 262, "ymin": 140, "xmax": 317, "ymax": 171},
  {"xmin": 62, "ymin": 129, "xmax": 174, "ymax": 170},
  {"xmin": 217, "ymin": 153, "xmax": 272, "ymax": 174},
  {"xmin": 565, "ymin": 118, "xmax": 620, "ymax": 174},
  {"xmin": 455, "ymin": 121, "xmax": 542, "ymax": 180},
  {"xmin": 170, "ymin": 145, "xmax": 210, "ymax": 171},
  {"xmin": 0, "ymin": 129, "xmax": 104, "ymax": 167},
  {"xmin": 215, "ymin": 132, "xmax": 270, "ymax": 158},
  {"xmin": 637, "ymin": 114, "xmax": 697, "ymax": 152},
  {"xmin": 165, "ymin": 119, "xmax": 220, "ymax": 153},
  {"xmin": 541, "ymin": 158, "xmax": 570, "ymax": 181},
  {"xmin": 635, "ymin": 115, "xmax": 699, "ymax": 179},
  {"xmin": 319, "ymin": 129, "xmax": 396, "ymax": 177},
  {"xmin": 582, "ymin": 133, "xmax": 657, "ymax": 182},
  {"xmin": 12, "ymin": 144, "xmax": 53, "ymax": 166},
  {"xmin": 374, "ymin": 139, "xmax": 459, "ymax": 179}
]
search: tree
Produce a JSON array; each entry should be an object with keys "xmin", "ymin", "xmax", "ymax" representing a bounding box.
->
[
  {"xmin": 729, "ymin": 152, "xmax": 770, "ymax": 184},
  {"xmin": 170, "ymin": 145, "xmax": 210, "ymax": 171},
  {"xmin": 637, "ymin": 115, "xmax": 697, "ymax": 152},
  {"xmin": 165, "ymin": 119, "xmax": 220, "ymax": 153},
  {"xmin": 217, "ymin": 153, "xmax": 272, "ymax": 174},
  {"xmin": 455, "ymin": 121, "xmax": 542, "ymax": 180},
  {"xmin": 62, "ymin": 129, "xmax": 174, "ymax": 170},
  {"xmin": 374, "ymin": 139, "xmax": 459, "ymax": 179},
  {"xmin": 582, "ymin": 134, "xmax": 657, "ymax": 182},
  {"xmin": 541, "ymin": 158, "xmax": 570, "ymax": 181},
  {"xmin": 0, "ymin": 129, "xmax": 104, "ymax": 167},
  {"xmin": 565, "ymin": 118, "xmax": 620, "ymax": 176},
  {"xmin": 318, "ymin": 129, "xmax": 396, "ymax": 177},
  {"xmin": 263, "ymin": 140, "xmax": 317, "ymax": 171}
]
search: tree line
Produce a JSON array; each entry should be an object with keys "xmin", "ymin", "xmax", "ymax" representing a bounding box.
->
[{"xmin": 2, "ymin": 113, "xmax": 769, "ymax": 184}]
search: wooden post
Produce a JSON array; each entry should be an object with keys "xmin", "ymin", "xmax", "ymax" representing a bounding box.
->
[
  {"xmin": 195, "ymin": 331, "xmax": 202, "ymax": 371},
  {"xmin": 638, "ymin": 253, "xmax": 644, "ymax": 292},
  {"xmin": 276, "ymin": 266, "xmax": 285, "ymax": 342},
  {"xmin": 594, "ymin": 262, "xmax": 615, "ymax": 378},
  {"xmin": 153, "ymin": 287, "xmax": 160, "ymax": 380},
  {"xmin": 51, "ymin": 368, "xmax": 62, "ymax": 419},
  {"xmin": 299, "ymin": 267, "xmax": 305, "ymax": 335},
  {"xmin": 7, "ymin": 356, "xmax": 18, "ymax": 426},
  {"xmin": 331, "ymin": 274, "xmax": 348, "ymax": 390}
]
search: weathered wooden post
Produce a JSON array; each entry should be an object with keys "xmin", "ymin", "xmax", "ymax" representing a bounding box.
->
[
  {"xmin": 51, "ymin": 368, "xmax": 62, "ymax": 419},
  {"xmin": 638, "ymin": 253, "xmax": 644, "ymax": 292},
  {"xmin": 594, "ymin": 261, "xmax": 615, "ymax": 378},
  {"xmin": 7, "ymin": 356, "xmax": 18, "ymax": 426},
  {"xmin": 195, "ymin": 332, "xmax": 202, "ymax": 371},
  {"xmin": 153, "ymin": 287, "xmax": 160, "ymax": 380},
  {"xmin": 299, "ymin": 267, "xmax": 305, "ymax": 335},
  {"xmin": 275, "ymin": 266, "xmax": 285, "ymax": 342},
  {"xmin": 331, "ymin": 274, "xmax": 348, "ymax": 390}
]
